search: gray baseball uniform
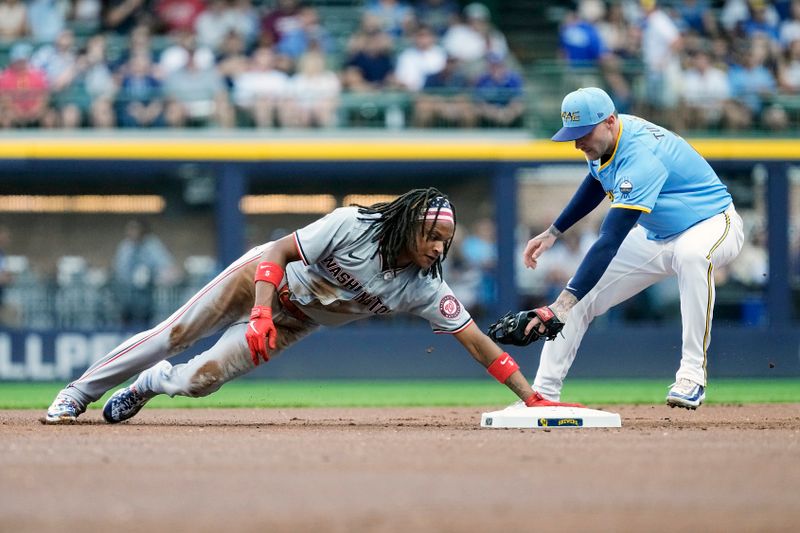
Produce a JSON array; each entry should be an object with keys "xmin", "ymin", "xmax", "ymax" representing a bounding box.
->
[{"xmin": 59, "ymin": 207, "xmax": 472, "ymax": 407}]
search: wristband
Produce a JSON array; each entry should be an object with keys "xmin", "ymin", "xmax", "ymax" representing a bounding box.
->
[
  {"xmin": 486, "ymin": 352, "xmax": 519, "ymax": 384},
  {"xmin": 254, "ymin": 261, "xmax": 284, "ymax": 288},
  {"xmin": 250, "ymin": 305, "xmax": 273, "ymax": 320}
]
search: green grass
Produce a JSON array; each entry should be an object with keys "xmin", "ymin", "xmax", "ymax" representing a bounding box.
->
[{"xmin": 1, "ymin": 379, "xmax": 799, "ymax": 409}]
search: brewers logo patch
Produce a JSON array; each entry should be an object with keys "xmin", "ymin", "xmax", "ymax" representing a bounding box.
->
[
  {"xmin": 538, "ymin": 418, "xmax": 583, "ymax": 427},
  {"xmin": 620, "ymin": 179, "xmax": 633, "ymax": 199},
  {"xmin": 439, "ymin": 295, "xmax": 461, "ymax": 319}
]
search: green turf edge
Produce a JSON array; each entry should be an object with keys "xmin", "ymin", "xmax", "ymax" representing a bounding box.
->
[{"xmin": 1, "ymin": 378, "xmax": 798, "ymax": 409}]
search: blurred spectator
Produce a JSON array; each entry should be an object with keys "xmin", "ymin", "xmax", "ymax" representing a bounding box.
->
[
  {"xmin": 414, "ymin": 0, "xmax": 459, "ymax": 37},
  {"xmin": 216, "ymin": 31, "xmax": 250, "ymax": 90},
  {"xmin": 285, "ymin": 50, "xmax": 340, "ymax": 128},
  {"xmin": 231, "ymin": 46, "xmax": 289, "ymax": 128},
  {"xmin": 77, "ymin": 34, "xmax": 117, "ymax": 128},
  {"xmin": 413, "ymin": 55, "xmax": 476, "ymax": 127},
  {"xmin": 674, "ymin": 0, "xmax": 718, "ymax": 37},
  {"xmin": 537, "ymin": 230, "xmax": 589, "ymax": 301},
  {"xmin": 154, "ymin": 0, "xmax": 206, "ymax": 35},
  {"xmin": 27, "ymin": 0, "xmax": 70, "ymax": 43},
  {"xmin": 159, "ymin": 30, "xmax": 215, "ymax": 76},
  {"xmin": 727, "ymin": 39, "xmax": 788, "ymax": 129},
  {"xmin": 31, "ymin": 29, "xmax": 80, "ymax": 127},
  {"xmin": 70, "ymin": 0, "xmax": 102, "ymax": 35},
  {"xmin": 195, "ymin": 0, "xmax": 258, "ymax": 53},
  {"xmin": 342, "ymin": 22, "xmax": 395, "ymax": 92},
  {"xmin": 394, "ymin": 24, "xmax": 446, "ymax": 91},
  {"xmin": 709, "ymin": 34, "xmax": 736, "ymax": 68},
  {"xmin": 729, "ymin": 222, "xmax": 768, "ymax": 287},
  {"xmin": 111, "ymin": 24, "xmax": 157, "ymax": 74},
  {"xmin": 558, "ymin": 0, "xmax": 607, "ymax": 66},
  {"xmin": 441, "ymin": 2, "xmax": 509, "ymax": 76},
  {"xmin": 442, "ymin": 226, "xmax": 480, "ymax": 311},
  {"xmin": 460, "ymin": 217, "xmax": 496, "ymax": 315},
  {"xmin": 276, "ymin": 5, "xmax": 334, "ymax": 61},
  {"xmin": 260, "ymin": 0, "xmax": 301, "ymax": 47},
  {"xmin": 780, "ymin": 0, "xmax": 800, "ymax": 48},
  {"xmin": 558, "ymin": 0, "xmax": 632, "ymax": 110},
  {"xmin": 778, "ymin": 38, "xmax": 800, "ymax": 92},
  {"xmin": 364, "ymin": 0, "xmax": 415, "ymax": 40},
  {"xmin": 117, "ymin": 52, "xmax": 165, "ymax": 127},
  {"xmin": 473, "ymin": 54, "xmax": 524, "ymax": 128},
  {"xmin": 102, "ymin": 0, "xmax": 151, "ymax": 35},
  {"xmin": 640, "ymin": 0, "xmax": 683, "ymax": 127},
  {"xmin": 596, "ymin": 1, "xmax": 630, "ymax": 57},
  {"xmin": 742, "ymin": 0, "xmax": 781, "ymax": 48},
  {"xmin": 163, "ymin": 50, "xmax": 234, "ymax": 127},
  {"xmin": 31, "ymin": 30, "xmax": 78, "ymax": 90},
  {"xmin": 0, "ymin": 0, "xmax": 27, "ymax": 42},
  {"xmin": 113, "ymin": 219, "xmax": 179, "ymax": 328},
  {"xmin": 679, "ymin": 48, "xmax": 732, "ymax": 130},
  {"xmin": 0, "ymin": 43, "xmax": 52, "ymax": 128}
]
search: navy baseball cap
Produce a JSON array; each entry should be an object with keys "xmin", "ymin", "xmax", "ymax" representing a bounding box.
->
[{"xmin": 551, "ymin": 87, "xmax": 615, "ymax": 142}]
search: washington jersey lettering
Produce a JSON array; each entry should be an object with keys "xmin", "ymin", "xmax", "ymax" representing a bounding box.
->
[
  {"xmin": 280, "ymin": 207, "xmax": 472, "ymax": 333},
  {"xmin": 587, "ymin": 114, "xmax": 732, "ymax": 240}
]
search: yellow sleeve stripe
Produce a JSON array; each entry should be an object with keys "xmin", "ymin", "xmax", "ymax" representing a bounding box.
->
[{"xmin": 610, "ymin": 204, "xmax": 652, "ymax": 213}]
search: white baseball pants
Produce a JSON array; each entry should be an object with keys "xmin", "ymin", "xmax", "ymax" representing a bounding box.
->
[
  {"xmin": 534, "ymin": 205, "xmax": 744, "ymax": 400},
  {"xmin": 62, "ymin": 245, "xmax": 316, "ymax": 408}
]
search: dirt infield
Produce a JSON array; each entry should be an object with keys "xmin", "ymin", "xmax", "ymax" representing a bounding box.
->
[{"xmin": 1, "ymin": 405, "xmax": 799, "ymax": 533}]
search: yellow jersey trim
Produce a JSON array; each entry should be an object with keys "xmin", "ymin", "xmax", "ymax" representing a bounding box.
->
[
  {"xmin": 609, "ymin": 204, "xmax": 651, "ymax": 213},
  {"xmin": 599, "ymin": 120, "xmax": 624, "ymax": 171}
]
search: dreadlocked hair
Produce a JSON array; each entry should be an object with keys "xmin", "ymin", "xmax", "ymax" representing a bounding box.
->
[{"xmin": 354, "ymin": 187, "xmax": 456, "ymax": 279}]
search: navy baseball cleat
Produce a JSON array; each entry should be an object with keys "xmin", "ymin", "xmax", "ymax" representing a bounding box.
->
[
  {"xmin": 103, "ymin": 385, "xmax": 153, "ymax": 423},
  {"xmin": 43, "ymin": 393, "xmax": 84, "ymax": 424},
  {"xmin": 666, "ymin": 378, "xmax": 705, "ymax": 410}
]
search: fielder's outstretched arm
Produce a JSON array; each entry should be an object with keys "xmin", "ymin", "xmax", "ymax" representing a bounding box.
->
[{"xmin": 524, "ymin": 206, "xmax": 642, "ymax": 336}]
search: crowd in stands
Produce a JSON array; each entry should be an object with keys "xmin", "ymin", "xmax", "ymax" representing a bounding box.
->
[
  {"xmin": 0, "ymin": 0, "xmax": 526, "ymax": 129},
  {"xmin": 4, "ymin": 0, "xmax": 800, "ymax": 132},
  {"xmin": 559, "ymin": 0, "xmax": 800, "ymax": 132}
]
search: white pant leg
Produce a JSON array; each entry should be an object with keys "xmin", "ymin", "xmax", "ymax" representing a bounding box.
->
[
  {"xmin": 534, "ymin": 226, "xmax": 671, "ymax": 400},
  {"xmin": 62, "ymin": 247, "xmax": 264, "ymax": 406},
  {"xmin": 672, "ymin": 207, "xmax": 744, "ymax": 386}
]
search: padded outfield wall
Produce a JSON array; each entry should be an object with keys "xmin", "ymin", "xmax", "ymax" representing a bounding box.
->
[{"xmin": 0, "ymin": 133, "xmax": 798, "ymax": 380}]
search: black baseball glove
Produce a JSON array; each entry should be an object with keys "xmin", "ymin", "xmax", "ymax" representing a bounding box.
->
[{"xmin": 487, "ymin": 306, "xmax": 564, "ymax": 346}]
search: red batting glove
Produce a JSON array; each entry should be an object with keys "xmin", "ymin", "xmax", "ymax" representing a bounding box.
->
[
  {"xmin": 245, "ymin": 306, "xmax": 277, "ymax": 365},
  {"xmin": 524, "ymin": 391, "xmax": 585, "ymax": 408}
]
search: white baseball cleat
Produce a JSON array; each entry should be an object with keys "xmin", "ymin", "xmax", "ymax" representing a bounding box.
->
[
  {"xmin": 666, "ymin": 378, "xmax": 705, "ymax": 410},
  {"xmin": 43, "ymin": 393, "xmax": 84, "ymax": 424}
]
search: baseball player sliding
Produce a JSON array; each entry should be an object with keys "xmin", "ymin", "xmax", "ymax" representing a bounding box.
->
[
  {"xmin": 45, "ymin": 188, "xmax": 582, "ymax": 424},
  {"xmin": 492, "ymin": 87, "xmax": 743, "ymax": 410}
]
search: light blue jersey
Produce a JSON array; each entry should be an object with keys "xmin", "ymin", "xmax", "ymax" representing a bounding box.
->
[{"xmin": 587, "ymin": 114, "xmax": 731, "ymax": 240}]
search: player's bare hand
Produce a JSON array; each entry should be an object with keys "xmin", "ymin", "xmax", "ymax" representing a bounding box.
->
[
  {"xmin": 523, "ymin": 293, "xmax": 576, "ymax": 336},
  {"xmin": 522, "ymin": 229, "xmax": 558, "ymax": 269},
  {"xmin": 245, "ymin": 306, "xmax": 277, "ymax": 365}
]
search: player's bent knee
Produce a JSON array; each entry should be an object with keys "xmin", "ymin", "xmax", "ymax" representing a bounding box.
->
[{"xmin": 187, "ymin": 361, "xmax": 225, "ymax": 397}]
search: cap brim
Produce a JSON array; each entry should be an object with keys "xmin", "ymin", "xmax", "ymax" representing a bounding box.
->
[{"xmin": 551, "ymin": 123, "xmax": 597, "ymax": 142}]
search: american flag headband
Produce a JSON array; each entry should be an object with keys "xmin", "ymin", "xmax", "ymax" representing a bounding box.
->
[{"xmin": 420, "ymin": 197, "xmax": 454, "ymax": 223}]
